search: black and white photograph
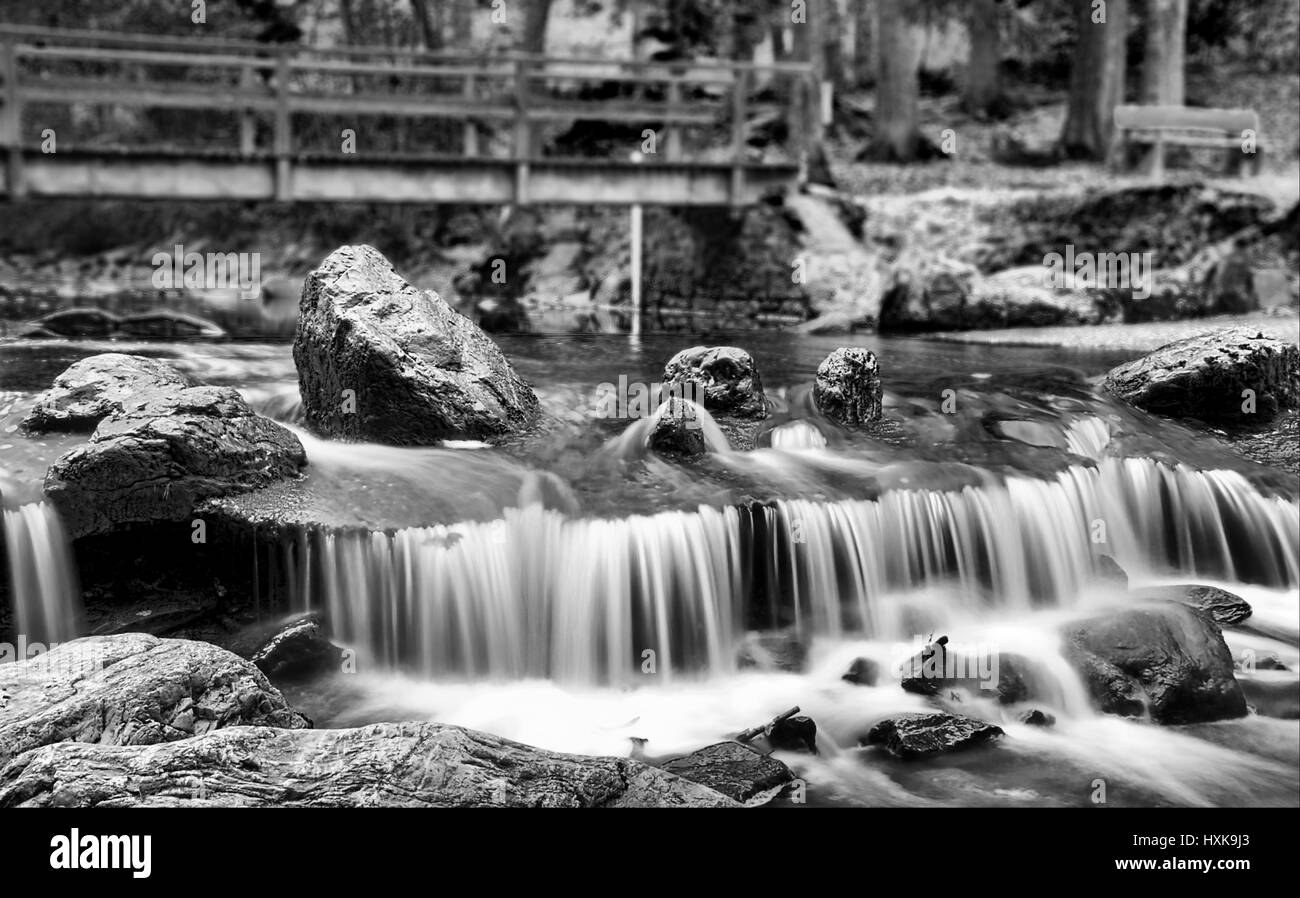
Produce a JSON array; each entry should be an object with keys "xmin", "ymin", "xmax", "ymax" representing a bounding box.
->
[{"xmin": 0, "ymin": 0, "xmax": 1296, "ymax": 874}]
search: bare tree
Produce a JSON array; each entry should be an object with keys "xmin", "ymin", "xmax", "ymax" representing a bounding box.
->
[{"xmin": 1060, "ymin": 0, "xmax": 1128, "ymax": 159}]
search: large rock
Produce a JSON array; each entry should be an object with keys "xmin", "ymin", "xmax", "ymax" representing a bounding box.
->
[
  {"xmin": 249, "ymin": 614, "xmax": 346, "ymax": 682},
  {"xmin": 662, "ymin": 346, "xmax": 767, "ymax": 419},
  {"xmin": 862, "ymin": 713, "xmax": 1004, "ymax": 759},
  {"xmin": 21, "ymin": 353, "xmax": 197, "ymax": 434},
  {"xmin": 814, "ymin": 347, "xmax": 882, "ymax": 427},
  {"xmin": 0, "ymin": 634, "xmax": 310, "ymax": 768},
  {"xmin": 898, "ymin": 637, "xmax": 1036, "ymax": 704},
  {"xmin": 0, "ymin": 722, "xmax": 739, "ymax": 808},
  {"xmin": 966, "ymin": 266, "xmax": 1100, "ymax": 328},
  {"xmin": 646, "ymin": 397, "xmax": 707, "ymax": 459},
  {"xmin": 878, "ymin": 255, "xmax": 978, "ymax": 332},
  {"xmin": 1060, "ymin": 603, "xmax": 1247, "ymax": 724},
  {"xmin": 1132, "ymin": 584, "xmax": 1252, "ymax": 627},
  {"xmin": 1103, "ymin": 328, "xmax": 1300, "ymax": 424},
  {"xmin": 660, "ymin": 741, "xmax": 794, "ymax": 803},
  {"xmin": 44, "ymin": 386, "xmax": 306, "ymax": 539},
  {"xmin": 295, "ymin": 244, "xmax": 540, "ymax": 444}
]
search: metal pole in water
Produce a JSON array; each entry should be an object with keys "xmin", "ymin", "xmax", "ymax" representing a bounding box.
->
[{"xmin": 629, "ymin": 151, "xmax": 643, "ymax": 339}]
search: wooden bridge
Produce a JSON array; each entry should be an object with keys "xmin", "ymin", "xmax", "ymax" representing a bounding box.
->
[{"xmin": 0, "ymin": 26, "xmax": 814, "ymax": 207}]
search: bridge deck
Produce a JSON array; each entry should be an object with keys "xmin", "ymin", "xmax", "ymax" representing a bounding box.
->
[{"xmin": 0, "ymin": 26, "xmax": 813, "ymax": 206}]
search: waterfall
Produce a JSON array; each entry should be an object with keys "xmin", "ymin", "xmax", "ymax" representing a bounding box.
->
[
  {"xmin": 2, "ymin": 502, "xmax": 82, "ymax": 645},
  {"xmin": 293, "ymin": 457, "xmax": 1299, "ymax": 684}
]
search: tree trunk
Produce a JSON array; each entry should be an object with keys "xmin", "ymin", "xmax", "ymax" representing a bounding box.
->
[
  {"xmin": 409, "ymin": 0, "xmax": 440, "ymax": 50},
  {"xmin": 339, "ymin": 0, "xmax": 356, "ymax": 45},
  {"xmin": 963, "ymin": 0, "xmax": 1003, "ymax": 116},
  {"xmin": 791, "ymin": 0, "xmax": 829, "ymax": 145},
  {"xmin": 1060, "ymin": 0, "xmax": 1128, "ymax": 160},
  {"xmin": 521, "ymin": 0, "xmax": 553, "ymax": 55},
  {"xmin": 854, "ymin": 0, "xmax": 875, "ymax": 87},
  {"xmin": 1141, "ymin": 0, "xmax": 1186, "ymax": 105},
  {"xmin": 870, "ymin": 0, "xmax": 922, "ymax": 160}
]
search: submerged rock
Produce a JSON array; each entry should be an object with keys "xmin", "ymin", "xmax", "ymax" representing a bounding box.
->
[
  {"xmin": 0, "ymin": 722, "xmax": 739, "ymax": 808},
  {"xmin": 250, "ymin": 614, "xmax": 345, "ymax": 682},
  {"xmin": 736, "ymin": 628, "xmax": 807, "ymax": 673},
  {"xmin": 646, "ymin": 397, "xmax": 706, "ymax": 459},
  {"xmin": 1102, "ymin": 327, "xmax": 1300, "ymax": 424},
  {"xmin": 1061, "ymin": 603, "xmax": 1247, "ymax": 724},
  {"xmin": 21, "ymin": 353, "xmax": 197, "ymax": 434},
  {"xmin": 814, "ymin": 347, "xmax": 882, "ymax": 427},
  {"xmin": 0, "ymin": 633, "xmax": 310, "ymax": 768},
  {"xmin": 1094, "ymin": 555, "xmax": 1129, "ymax": 588},
  {"xmin": 660, "ymin": 741, "xmax": 794, "ymax": 803},
  {"xmin": 44, "ymin": 386, "xmax": 306, "ymax": 539},
  {"xmin": 1237, "ymin": 675, "xmax": 1300, "ymax": 720},
  {"xmin": 661, "ymin": 346, "xmax": 767, "ymax": 419},
  {"xmin": 295, "ymin": 244, "xmax": 540, "ymax": 445},
  {"xmin": 1017, "ymin": 708, "xmax": 1056, "ymax": 727},
  {"xmin": 842, "ymin": 656, "xmax": 880, "ymax": 686},
  {"xmin": 1133, "ymin": 584, "xmax": 1252, "ymax": 627},
  {"xmin": 862, "ymin": 713, "xmax": 1004, "ymax": 759}
]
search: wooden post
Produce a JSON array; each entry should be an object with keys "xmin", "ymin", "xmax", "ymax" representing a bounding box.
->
[
  {"xmin": 665, "ymin": 79, "xmax": 682, "ymax": 161},
  {"xmin": 1, "ymin": 40, "xmax": 24, "ymax": 199},
  {"xmin": 462, "ymin": 72, "xmax": 478, "ymax": 157},
  {"xmin": 239, "ymin": 63, "xmax": 256, "ymax": 156},
  {"xmin": 730, "ymin": 67, "xmax": 748, "ymax": 207},
  {"xmin": 513, "ymin": 58, "xmax": 530, "ymax": 206},
  {"xmin": 273, "ymin": 47, "xmax": 292, "ymax": 202}
]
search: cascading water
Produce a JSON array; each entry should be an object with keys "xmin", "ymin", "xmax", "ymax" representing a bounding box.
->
[
  {"xmin": 292, "ymin": 455, "xmax": 1298, "ymax": 684},
  {"xmin": 2, "ymin": 501, "xmax": 82, "ymax": 644}
]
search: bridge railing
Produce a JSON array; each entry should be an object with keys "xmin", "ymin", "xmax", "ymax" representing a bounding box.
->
[{"xmin": 0, "ymin": 25, "xmax": 815, "ymax": 204}]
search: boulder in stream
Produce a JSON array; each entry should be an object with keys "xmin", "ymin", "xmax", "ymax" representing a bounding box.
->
[
  {"xmin": 878, "ymin": 255, "xmax": 978, "ymax": 332},
  {"xmin": 660, "ymin": 741, "xmax": 794, "ymax": 804},
  {"xmin": 862, "ymin": 712, "xmax": 1004, "ymax": 759},
  {"xmin": 0, "ymin": 633, "xmax": 310, "ymax": 768},
  {"xmin": 44, "ymin": 386, "xmax": 306, "ymax": 539},
  {"xmin": 842, "ymin": 656, "xmax": 880, "ymax": 685},
  {"xmin": 1061, "ymin": 603, "xmax": 1247, "ymax": 724},
  {"xmin": 295, "ymin": 244, "xmax": 540, "ymax": 445},
  {"xmin": 646, "ymin": 397, "xmax": 706, "ymax": 459},
  {"xmin": 661, "ymin": 346, "xmax": 767, "ymax": 419},
  {"xmin": 249, "ymin": 614, "xmax": 346, "ymax": 682},
  {"xmin": 814, "ymin": 347, "xmax": 882, "ymax": 427},
  {"xmin": 0, "ymin": 721, "xmax": 739, "ymax": 808},
  {"xmin": 21, "ymin": 353, "xmax": 197, "ymax": 434},
  {"xmin": 1132, "ymin": 584, "xmax": 1252, "ymax": 627},
  {"xmin": 1102, "ymin": 327, "xmax": 1300, "ymax": 424}
]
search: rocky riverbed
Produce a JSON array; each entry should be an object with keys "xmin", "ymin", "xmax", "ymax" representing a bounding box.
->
[{"xmin": 1, "ymin": 242, "xmax": 1297, "ymax": 808}]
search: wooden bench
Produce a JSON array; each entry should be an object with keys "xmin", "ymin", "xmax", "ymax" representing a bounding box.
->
[{"xmin": 1112, "ymin": 105, "xmax": 1263, "ymax": 177}]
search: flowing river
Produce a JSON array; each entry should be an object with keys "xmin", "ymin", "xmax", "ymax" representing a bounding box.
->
[{"xmin": 1, "ymin": 331, "xmax": 1297, "ymax": 807}]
